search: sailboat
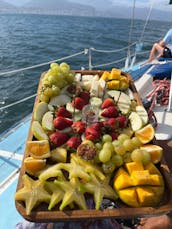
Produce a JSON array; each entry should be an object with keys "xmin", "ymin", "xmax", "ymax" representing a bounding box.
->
[{"xmin": 1, "ymin": 1, "xmax": 172, "ymax": 229}]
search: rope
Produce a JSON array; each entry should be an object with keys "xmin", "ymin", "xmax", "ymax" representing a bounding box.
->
[
  {"xmin": 0, "ymin": 50, "xmax": 86, "ymax": 77},
  {"xmin": 0, "ymin": 94, "xmax": 36, "ymax": 111},
  {"xmin": 91, "ymin": 57, "xmax": 127, "ymax": 69},
  {"xmin": 90, "ymin": 42, "xmax": 137, "ymax": 53}
]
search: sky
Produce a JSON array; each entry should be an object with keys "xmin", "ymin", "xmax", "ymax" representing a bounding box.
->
[{"xmin": 4, "ymin": 0, "xmax": 172, "ymax": 12}]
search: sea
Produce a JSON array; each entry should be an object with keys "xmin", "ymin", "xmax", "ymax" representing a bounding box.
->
[{"xmin": 0, "ymin": 14, "xmax": 171, "ymax": 135}]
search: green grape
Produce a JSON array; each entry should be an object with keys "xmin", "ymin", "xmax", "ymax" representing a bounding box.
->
[
  {"xmin": 48, "ymin": 74, "xmax": 58, "ymax": 85},
  {"xmin": 102, "ymin": 160, "xmax": 116, "ymax": 174},
  {"xmin": 47, "ymin": 68, "xmax": 57, "ymax": 77},
  {"xmin": 60, "ymin": 62, "xmax": 70, "ymax": 71},
  {"xmin": 43, "ymin": 87, "xmax": 53, "ymax": 97},
  {"xmin": 42, "ymin": 79, "xmax": 52, "ymax": 87},
  {"xmin": 66, "ymin": 71, "xmax": 75, "ymax": 84},
  {"xmin": 39, "ymin": 93, "xmax": 49, "ymax": 103},
  {"xmin": 141, "ymin": 150, "xmax": 151, "ymax": 165},
  {"xmin": 50, "ymin": 62, "xmax": 60, "ymax": 71},
  {"xmin": 123, "ymin": 139, "xmax": 134, "ymax": 152},
  {"xmin": 112, "ymin": 154, "xmax": 123, "ymax": 167},
  {"xmin": 99, "ymin": 148, "xmax": 111, "ymax": 163},
  {"xmin": 95, "ymin": 142, "xmax": 103, "ymax": 150},
  {"xmin": 123, "ymin": 152, "xmax": 132, "ymax": 163},
  {"xmin": 112, "ymin": 139, "xmax": 121, "ymax": 148},
  {"xmin": 131, "ymin": 149, "xmax": 143, "ymax": 163},
  {"xmin": 51, "ymin": 85, "xmax": 60, "ymax": 96},
  {"xmin": 114, "ymin": 144, "xmax": 126, "ymax": 156},
  {"xmin": 117, "ymin": 133, "xmax": 130, "ymax": 143},
  {"xmin": 102, "ymin": 134, "xmax": 112, "ymax": 143},
  {"xmin": 103, "ymin": 142, "xmax": 114, "ymax": 154},
  {"xmin": 131, "ymin": 136, "xmax": 142, "ymax": 149}
]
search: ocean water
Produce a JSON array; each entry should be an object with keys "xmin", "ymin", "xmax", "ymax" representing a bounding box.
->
[{"xmin": 0, "ymin": 14, "xmax": 171, "ymax": 134}]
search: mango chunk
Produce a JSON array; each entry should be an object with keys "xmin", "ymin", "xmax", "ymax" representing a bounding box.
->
[
  {"xmin": 125, "ymin": 161, "xmax": 144, "ymax": 175},
  {"xmin": 131, "ymin": 170, "xmax": 151, "ymax": 186},
  {"xmin": 119, "ymin": 188, "xmax": 139, "ymax": 207}
]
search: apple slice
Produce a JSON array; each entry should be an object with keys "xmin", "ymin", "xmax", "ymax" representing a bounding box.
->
[
  {"xmin": 33, "ymin": 102, "xmax": 49, "ymax": 122},
  {"xmin": 42, "ymin": 111, "xmax": 55, "ymax": 132},
  {"xmin": 66, "ymin": 102, "xmax": 80, "ymax": 113},
  {"xmin": 90, "ymin": 97, "xmax": 102, "ymax": 107},
  {"xmin": 129, "ymin": 111, "xmax": 143, "ymax": 131},
  {"xmin": 136, "ymin": 105, "xmax": 149, "ymax": 125},
  {"xmin": 49, "ymin": 94, "xmax": 71, "ymax": 107},
  {"xmin": 32, "ymin": 121, "xmax": 49, "ymax": 141},
  {"xmin": 107, "ymin": 90, "xmax": 131, "ymax": 114}
]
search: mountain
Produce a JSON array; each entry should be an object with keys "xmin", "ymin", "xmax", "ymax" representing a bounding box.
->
[
  {"xmin": 0, "ymin": 0, "xmax": 15, "ymax": 8},
  {"xmin": 22, "ymin": 0, "xmax": 95, "ymax": 16}
]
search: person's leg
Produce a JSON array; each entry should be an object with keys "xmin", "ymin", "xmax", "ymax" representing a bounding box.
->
[
  {"xmin": 136, "ymin": 215, "xmax": 172, "ymax": 229},
  {"xmin": 148, "ymin": 42, "xmax": 164, "ymax": 62}
]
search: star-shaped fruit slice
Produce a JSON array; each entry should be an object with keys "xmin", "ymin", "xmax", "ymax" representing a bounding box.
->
[
  {"xmin": 71, "ymin": 153, "xmax": 105, "ymax": 181},
  {"xmin": 80, "ymin": 174, "xmax": 118, "ymax": 210},
  {"xmin": 14, "ymin": 174, "xmax": 51, "ymax": 215},
  {"xmin": 55, "ymin": 177, "xmax": 87, "ymax": 210},
  {"xmin": 39, "ymin": 164, "xmax": 64, "ymax": 181}
]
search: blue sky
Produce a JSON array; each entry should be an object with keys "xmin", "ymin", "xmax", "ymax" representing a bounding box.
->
[{"xmin": 4, "ymin": 0, "xmax": 172, "ymax": 11}]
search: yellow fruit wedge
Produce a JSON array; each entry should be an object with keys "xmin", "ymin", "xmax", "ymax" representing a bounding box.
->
[
  {"xmin": 31, "ymin": 120, "xmax": 49, "ymax": 141},
  {"xmin": 50, "ymin": 147, "xmax": 67, "ymax": 163},
  {"xmin": 26, "ymin": 139, "xmax": 50, "ymax": 159},
  {"xmin": 135, "ymin": 124, "xmax": 155, "ymax": 144},
  {"xmin": 140, "ymin": 144, "xmax": 163, "ymax": 164},
  {"xmin": 24, "ymin": 157, "xmax": 46, "ymax": 175},
  {"xmin": 33, "ymin": 102, "xmax": 49, "ymax": 122}
]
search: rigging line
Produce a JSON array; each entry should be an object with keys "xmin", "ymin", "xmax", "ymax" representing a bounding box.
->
[
  {"xmin": 138, "ymin": 0, "xmax": 155, "ymax": 43},
  {"xmin": 92, "ymin": 57, "xmax": 127, "ymax": 69},
  {"xmin": 0, "ymin": 50, "xmax": 86, "ymax": 77},
  {"xmin": 127, "ymin": 0, "xmax": 136, "ymax": 52},
  {"xmin": 91, "ymin": 42, "xmax": 137, "ymax": 53},
  {"xmin": 0, "ymin": 94, "xmax": 36, "ymax": 111}
]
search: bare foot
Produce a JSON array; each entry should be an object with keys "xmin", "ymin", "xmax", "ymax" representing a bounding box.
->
[{"xmin": 136, "ymin": 215, "xmax": 172, "ymax": 229}]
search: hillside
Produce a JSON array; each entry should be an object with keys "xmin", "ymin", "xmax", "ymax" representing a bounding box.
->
[{"xmin": 0, "ymin": 0, "xmax": 15, "ymax": 8}]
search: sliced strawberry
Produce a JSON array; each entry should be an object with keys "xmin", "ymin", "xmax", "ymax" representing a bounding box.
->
[
  {"xmin": 89, "ymin": 122, "xmax": 103, "ymax": 131},
  {"xmin": 101, "ymin": 106, "xmax": 118, "ymax": 118},
  {"xmin": 101, "ymin": 98, "xmax": 115, "ymax": 109},
  {"xmin": 116, "ymin": 115, "xmax": 128, "ymax": 128},
  {"xmin": 66, "ymin": 136, "xmax": 82, "ymax": 149},
  {"xmin": 72, "ymin": 97, "xmax": 85, "ymax": 110},
  {"xmin": 55, "ymin": 106, "xmax": 72, "ymax": 119},
  {"xmin": 85, "ymin": 127, "xmax": 100, "ymax": 142},
  {"xmin": 50, "ymin": 132, "xmax": 69, "ymax": 147},
  {"xmin": 53, "ymin": 117, "xmax": 73, "ymax": 130},
  {"xmin": 71, "ymin": 121, "xmax": 86, "ymax": 135},
  {"xmin": 79, "ymin": 91, "xmax": 90, "ymax": 105}
]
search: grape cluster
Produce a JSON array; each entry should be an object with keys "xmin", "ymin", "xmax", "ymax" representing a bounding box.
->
[
  {"xmin": 95, "ymin": 133, "xmax": 150, "ymax": 174},
  {"xmin": 39, "ymin": 62, "xmax": 75, "ymax": 102}
]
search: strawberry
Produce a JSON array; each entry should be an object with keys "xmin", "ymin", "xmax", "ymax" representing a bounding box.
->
[
  {"xmin": 71, "ymin": 121, "xmax": 86, "ymax": 135},
  {"xmin": 111, "ymin": 131, "xmax": 119, "ymax": 140},
  {"xmin": 79, "ymin": 91, "xmax": 90, "ymax": 105},
  {"xmin": 89, "ymin": 122, "xmax": 103, "ymax": 131},
  {"xmin": 55, "ymin": 106, "xmax": 72, "ymax": 119},
  {"xmin": 66, "ymin": 136, "xmax": 82, "ymax": 149},
  {"xmin": 101, "ymin": 98, "xmax": 115, "ymax": 109},
  {"xmin": 103, "ymin": 118, "xmax": 117, "ymax": 129},
  {"xmin": 53, "ymin": 117, "xmax": 73, "ymax": 130},
  {"xmin": 101, "ymin": 106, "xmax": 118, "ymax": 118},
  {"xmin": 116, "ymin": 115, "xmax": 128, "ymax": 128},
  {"xmin": 49, "ymin": 132, "xmax": 69, "ymax": 147},
  {"xmin": 85, "ymin": 127, "xmax": 100, "ymax": 142},
  {"xmin": 72, "ymin": 97, "xmax": 85, "ymax": 110}
]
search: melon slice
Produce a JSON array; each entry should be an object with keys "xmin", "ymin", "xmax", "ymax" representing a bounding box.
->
[{"xmin": 107, "ymin": 90, "xmax": 131, "ymax": 114}]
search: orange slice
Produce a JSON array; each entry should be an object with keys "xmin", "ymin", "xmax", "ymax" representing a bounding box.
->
[
  {"xmin": 26, "ymin": 140, "xmax": 50, "ymax": 159},
  {"xmin": 24, "ymin": 157, "xmax": 46, "ymax": 175},
  {"xmin": 135, "ymin": 124, "xmax": 155, "ymax": 144},
  {"xmin": 140, "ymin": 144, "xmax": 163, "ymax": 164}
]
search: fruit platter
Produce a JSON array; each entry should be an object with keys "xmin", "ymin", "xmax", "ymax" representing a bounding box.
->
[{"xmin": 15, "ymin": 62, "xmax": 172, "ymax": 222}]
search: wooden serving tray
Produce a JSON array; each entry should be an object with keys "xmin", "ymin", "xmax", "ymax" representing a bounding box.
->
[{"xmin": 15, "ymin": 70, "xmax": 172, "ymax": 222}]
